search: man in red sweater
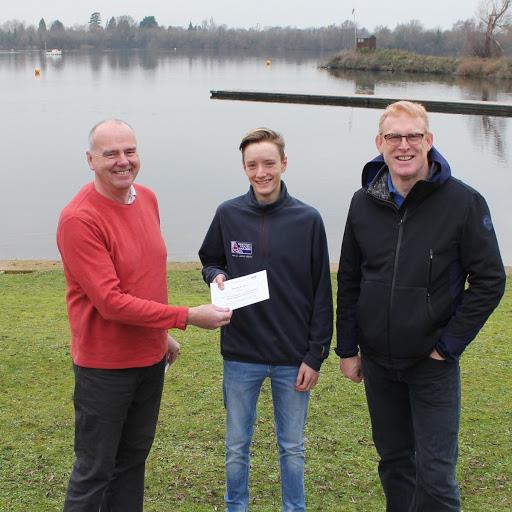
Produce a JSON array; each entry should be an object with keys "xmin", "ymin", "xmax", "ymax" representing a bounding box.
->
[{"xmin": 57, "ymin": 119, "xmax": 232, "ymax": 511}]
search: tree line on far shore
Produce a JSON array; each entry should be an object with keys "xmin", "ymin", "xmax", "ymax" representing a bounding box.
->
[{"xmin": 1, "ymin": 3, "xmax": 511, "ymax": 58}]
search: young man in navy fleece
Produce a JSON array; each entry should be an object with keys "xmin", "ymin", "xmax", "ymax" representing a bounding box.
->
[{"xmin": 199, "ymin": 127, "xmax": 333, "ymax": 512}]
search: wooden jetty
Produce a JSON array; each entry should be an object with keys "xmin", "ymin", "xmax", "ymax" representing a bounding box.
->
[{"xmin": 210, "ymin": 90, "xmax": 512, "ymax": 117}]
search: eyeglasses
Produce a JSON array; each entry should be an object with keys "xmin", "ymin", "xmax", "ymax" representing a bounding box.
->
[
  {"xmin": 382, "ymin": 133, "xmax": 425, "ymax": 146},
  {"xmin": 91, "ymin": 148, "xmax": 138, "ymax": 160}
]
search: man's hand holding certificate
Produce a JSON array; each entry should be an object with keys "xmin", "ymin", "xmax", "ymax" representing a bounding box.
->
[{"xmin": 211, "ymin": 270, "xmax": 270, "ymax": 310}]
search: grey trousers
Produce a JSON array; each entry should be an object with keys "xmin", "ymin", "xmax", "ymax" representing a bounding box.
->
[{"xmin": 63, "ymin": 358, "xmax": 165, "ymax": 512}]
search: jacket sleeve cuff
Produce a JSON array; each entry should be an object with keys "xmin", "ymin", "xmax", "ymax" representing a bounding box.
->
[
  {"xmin": 302, "ymin": 353, "xmax": 323, "ymax": 372},
  {"xmin": 436, "ymin": 329, "xmax": 479, "ymax": 362},
  {"xmin": 203, "ymin": 267, "xmax": 229, "ymax": 285},
  {"xmin": 334, "ymin": 347, "xmax": 359, "ymax": 359}
]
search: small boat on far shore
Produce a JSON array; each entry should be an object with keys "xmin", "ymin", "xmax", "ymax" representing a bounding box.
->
[{"xmin": 45, "ymin": 49, "xmax": 62, "ymax": 56}]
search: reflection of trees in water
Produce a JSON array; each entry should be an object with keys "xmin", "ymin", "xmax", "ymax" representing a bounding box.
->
[
  {"xmin": 139, "ymin": 50, "xmax": 158, "ymax": 70},
  {"xmin": 114, "ymin": 51, "xmax": 131, "ymax": 70},
  {"xmin": 4, "ymin": 51, "xmax": 66, "ymax": 73},
  {"xmin": 87, "ymin": 52, "xmax": 102, "ymax": 73},
  {"xmin": 459, "ymin": 78, "xmax": 510, "ymax": 164},
  {"xmin": 454, "ymin": 76, "xmax": 512, "ymax": 101},
  {"xmin": 354, "ymin": 74, "xmax": 376, "ymax": 95},
  {"xmin": 79, "ymin": 48, "xmax": 334, "ymax": 72},
  {"xmin": 326, "ymin": 68, "xmax": 460, "ymax": 90},
  {"xmin": 469, "ymin": 115, "xmax": 508, "ymax": 164},
  {"xmin": 326, "ymin": 69, "xmax": 510, "ymax": 164}
]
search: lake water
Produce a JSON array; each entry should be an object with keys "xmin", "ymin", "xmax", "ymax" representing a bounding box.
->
[{"xmin": 1, "ymin": 50, "xmax": 511, "ymax": 264}]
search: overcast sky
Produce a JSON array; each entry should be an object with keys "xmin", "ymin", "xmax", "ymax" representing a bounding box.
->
[{"xmin": 2, "ymin": 1, "xmax": 481, "ymax": 31}]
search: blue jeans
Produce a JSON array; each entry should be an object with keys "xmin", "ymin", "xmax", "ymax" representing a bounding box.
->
[
  {"xmin": 223, "ymin": 360, "xmax": 310, "ymax": 512},
  {"xmin": 362, "ymin": 355, "xmax": 461, "ymax": 512}
]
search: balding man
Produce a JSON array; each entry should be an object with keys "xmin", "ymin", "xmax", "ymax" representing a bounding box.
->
[{"xmin": 57, "ymin": 119, "xmax": 232, "ymax": 511}]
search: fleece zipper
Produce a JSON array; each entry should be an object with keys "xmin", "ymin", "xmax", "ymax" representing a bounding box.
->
[{"xmin": 260, "ymin": 212, "xmax": 267, "ymax": 260}]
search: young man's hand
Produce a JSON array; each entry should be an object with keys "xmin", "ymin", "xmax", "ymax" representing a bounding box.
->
[
  {"xmin": 295, "ymin": 362, "xmax": 319, "ymax": 392},
  {"xmin": 213, "ymin": 273, "xmax": 226, "ymax": 290}
]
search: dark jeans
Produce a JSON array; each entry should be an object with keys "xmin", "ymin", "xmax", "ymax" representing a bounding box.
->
[
  {"xmin": 362, "ymin": 354, "xmax": 461, "ymax": 512},
  {"xmin": 63, "ymin": 358, "xmax": 165, "ymax": 512}
]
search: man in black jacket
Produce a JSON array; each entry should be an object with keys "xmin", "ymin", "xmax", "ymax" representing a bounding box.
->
[
  {"xmin": 199, "ymin": 128, "xmax": 333, "ymax": 511},
  {"xmin": 336, "ymin": 101, "xmax": 505, "ymax": 512}
]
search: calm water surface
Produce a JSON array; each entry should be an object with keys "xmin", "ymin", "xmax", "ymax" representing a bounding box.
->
[{"xmin": 1, "ymin": 50, "xmax": 510, "ymax": 263}]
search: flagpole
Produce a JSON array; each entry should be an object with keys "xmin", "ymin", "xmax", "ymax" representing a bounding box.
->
[{"xmin": 352, "ymin": 8, "xmax": 357, "ymax": 48}]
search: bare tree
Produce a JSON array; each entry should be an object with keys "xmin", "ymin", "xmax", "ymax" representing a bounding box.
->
[{"xmin": 477, "ymin": 0, "xmax": 511, "ymax": 57}]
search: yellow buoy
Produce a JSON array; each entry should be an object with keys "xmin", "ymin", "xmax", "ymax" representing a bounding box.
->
[
  {"xmin": 266, "ymin": 59, "xmax": 272, "ymax": 66},
  {"xmin": 35, "ymin": 67, "xmax": 41, "ymax": 76}
]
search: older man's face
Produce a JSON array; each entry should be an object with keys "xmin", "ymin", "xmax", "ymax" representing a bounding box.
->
[{"xmin": 87, "ymin": 122, "xmax": 140, "ymax": 203}]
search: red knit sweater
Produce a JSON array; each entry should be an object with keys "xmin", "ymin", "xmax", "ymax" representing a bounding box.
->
[{"xmin": 57, "ymin": 183, "xmax": 188, "ymax": 369}]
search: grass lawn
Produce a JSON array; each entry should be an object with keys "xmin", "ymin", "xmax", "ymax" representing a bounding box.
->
[{"xmin": 0, "ymin": 270, "xmax": 510, "ymax": 511}]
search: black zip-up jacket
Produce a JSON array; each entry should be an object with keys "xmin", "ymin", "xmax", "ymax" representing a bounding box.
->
[
  {"xmin": 336, "ymin": 147, "xmax": 505, "ymax": 369},
  {"xmin": 199, "ymin": 182, "xmax": 333, "ymax": 371}
]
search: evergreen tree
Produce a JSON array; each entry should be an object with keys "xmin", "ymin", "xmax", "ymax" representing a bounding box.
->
[
  {"xmin": 106, "ymin": 17, "xmax": 117, "ymax": 31},
  {"xmin": 89, "ymin": 12, "xmax": 102, "ymax": 31},
  {"xmin": 140, "ymin": 16, "xmax": 158, "ymax": 29},
  {"xmin": 37, "ymin": 18, "xmax": 47, "ymax": 34},
  {"xmin": 49, "ymin": 20, "xmax": 65, "ymax": 32}
]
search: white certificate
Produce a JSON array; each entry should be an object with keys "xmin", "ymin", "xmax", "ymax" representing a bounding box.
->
[{"xmin": 210, "ymin": 270, "xmax": 270, "ymax": 310}]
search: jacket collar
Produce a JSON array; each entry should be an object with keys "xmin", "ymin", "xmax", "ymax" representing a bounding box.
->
[
  {"xmin": 245, "ymin": 180, "xmax": 290, "ymax": 212},
  {"xmin": 362, "ymin": 146, "xmax": 451, "ymax": 203}
]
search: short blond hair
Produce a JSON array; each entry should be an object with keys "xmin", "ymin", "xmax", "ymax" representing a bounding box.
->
[{"xmin": 379, "ymin": 101, "xmax": 429, "ymax": 134}]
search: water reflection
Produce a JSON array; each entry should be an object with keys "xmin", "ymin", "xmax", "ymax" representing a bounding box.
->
[
  {"xmin": 327, "ymin": 67, "xmax": 512, "ymax": 102},
  {"xmin": 0, "ymin": 50, "xmax": 65, "ymax": 71},
  {"xmin": 326, "ymin": 68, "xmax": 511, "ymax": 164},
  {"xmin": 327, "ymin": 68, "xmax": 460, "ymax": 88},
  {"xmin": 88, "ymin": 51, "xmax": 102, "ymax": 73},
  {"xmin": 469, "ymin": 116, "xmax": 509, "ymax": 165},
  {"xmin": 0, "ymin": 50, "xmax": 510, "ymax": 262},
  {"xmin": 456, "ymin": 76, "xmax": 512, "ymax": 101},
  {"xmin": 140, "ymin": 50, "xmax": 158, "ymax": 70},
  {"xmin": 354, "ymin": 74, "xmax": 376, "ymax": 95}
]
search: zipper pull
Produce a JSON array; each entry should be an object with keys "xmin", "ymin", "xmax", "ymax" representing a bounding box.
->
[{"xmin": 427, "ymin": 249, "xmax": 433, "ymax": 302}]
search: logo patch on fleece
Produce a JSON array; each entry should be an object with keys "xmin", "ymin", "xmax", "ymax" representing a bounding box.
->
[
  {"xmin": 231, "ymin": 241, "xmax": 253, "ymax": 258},
  {"xmin": 482, "ymin": 215, "xmax": 493, "ymax": 231}
]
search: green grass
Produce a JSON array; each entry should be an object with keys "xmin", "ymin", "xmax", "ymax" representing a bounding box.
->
[
  {"xmin": 325, "ymin": 49, "xmax": 512, "ymax": 79},
  {"xmin": 0, "ymin": 270, "xmax": 510, "ymax": 511}
]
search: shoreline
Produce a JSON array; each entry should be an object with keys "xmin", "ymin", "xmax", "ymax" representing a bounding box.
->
[
  {"xmin": 324, "ymin": 49, "xmax": 512, "ymax": 80},
  {"xmin": 1, "ymin": 260, "xmax": 510, "ymax": 275},
  {"xmin": 0, "ymin": 260, "xmax": 202, "ymax": 273}
]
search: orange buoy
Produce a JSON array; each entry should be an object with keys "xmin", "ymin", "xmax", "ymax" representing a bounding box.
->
[
  {"xmin": 35, "ymin": 67, "xmax": 41, "ymax": 76},
  {"xmin": 266, "ymin": 59, "xmax": 272, "ymax": 66}
]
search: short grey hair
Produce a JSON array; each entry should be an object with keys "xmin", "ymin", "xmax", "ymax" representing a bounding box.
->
[{"xmin": 88, "ymin": 119, "xmax": 135, "ymax": 150}]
